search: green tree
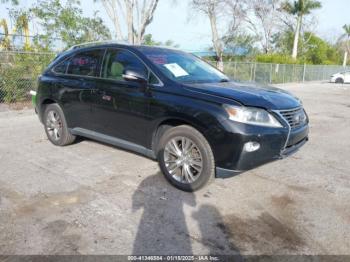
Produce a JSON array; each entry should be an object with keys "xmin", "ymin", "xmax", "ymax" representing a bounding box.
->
[
  {"xmin": 142, "ymin": 34, "xmax": 179, "ymax": 48},
  {"xmin": 31, "ymin": 0, "xmax": 111, "ymax": 49},
  {"xmin": 281, "ymin": 0, "xmax": 321, "ymax": 60},
  {"xmin": 0, "ymin": 19, "xmax": 11, "ymax": 50},
  {"xmin": 341, "ymin": 24, "xmax": 350, "ymax": 43},
  {"xmin": 142, "ymin": 34, "xmax": 162, "ymax": 46},
  {"xmin": 0, "ymin": 0, "xmax": 19, "ymax": 4},
  {"xmin": 301, "ymin": 32, "xmax": 341, "ymax": 64},
  {"xmin": 267, "ymin": 30, "xmax": 341, "ymax": 64},
  {"xmin": 8, "ymin": 9, "xmax": 31, "ymax": 50},
  {"xmin": 1, "ymin": 0, "xmax": 31, "ymax": 50},
  {"xmin": 223, "ymin": 33, "xmax": 259, "ymax": 58},
  {"xmin": 272, "ymin": 30, "xmax": 295, "ymax": 54}
]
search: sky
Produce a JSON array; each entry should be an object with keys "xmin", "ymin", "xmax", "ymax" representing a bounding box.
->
[
  {"xmin": 84, "ymin": 0, "xmax": 350, "ymax": 50},
  {"xmin": 0, "ymin": 0, "xmax": 349, "ymax": 51}
]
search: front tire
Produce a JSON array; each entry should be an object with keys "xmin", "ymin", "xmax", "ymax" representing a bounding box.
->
[
  {"xmin": 43, "ymin": 103, "xmax": 76, "ymax": 146},
  {"xmin": 335, "ymin": 77, "xmax": 344, "ymax": 84},
  {"xmin": 157, "ymin": 125, "xmax": 215, "ymax": 192}
]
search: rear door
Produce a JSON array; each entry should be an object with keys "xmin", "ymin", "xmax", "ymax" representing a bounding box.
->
[
  {"xmin": 54, "ymin": 49, "xmax": 105, "ymax": 129},
  {"xmin": 89, "ymin": 48, "xmax": 154, "ymax": 147}
]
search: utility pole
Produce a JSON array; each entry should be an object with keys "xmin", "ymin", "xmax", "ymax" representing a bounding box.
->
[
  {"xmin": 343, "ymin": 51, "xmax": 348, "ymax": 67},
  {"xmin": 302, "ymin": 64, "xmax": 306, "ymax": 83}
]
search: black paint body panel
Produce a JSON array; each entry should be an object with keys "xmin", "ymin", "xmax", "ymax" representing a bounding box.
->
[{"xmin": 36, "ymin": 44, "xmax": 309, "ymax": 177}]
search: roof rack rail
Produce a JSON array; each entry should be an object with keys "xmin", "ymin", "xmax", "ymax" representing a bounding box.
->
[{"xmin": 67, "ymin": 40, "xmax": 130, "ymax": 51}]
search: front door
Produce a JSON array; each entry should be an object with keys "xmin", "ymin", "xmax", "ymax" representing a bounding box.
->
[{"xmin": 90, "ymin": 48, "xmax": 152, "ymax": 147}]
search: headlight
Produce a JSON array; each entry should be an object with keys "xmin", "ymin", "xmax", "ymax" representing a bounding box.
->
[{"xmin": 223, "ymin": 104, "xmax": 282, "ymax": 128}]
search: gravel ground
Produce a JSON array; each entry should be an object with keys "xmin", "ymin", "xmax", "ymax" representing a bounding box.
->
[{"xmin": 0, "ymin": 82, "xmax": 349, "ymax": 256}]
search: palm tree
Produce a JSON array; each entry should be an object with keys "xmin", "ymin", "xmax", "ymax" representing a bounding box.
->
[
  {"xmin": 13, "ymin": 12, "xmax": 31, "ymax": 50},
  {"xmin": 340, "ymin": 24, "xmax": 350, "ymax": 66},
  {"xmin": 0, "ymin": 19, "xmax": 11, "ymax": 50},
  {"xmin": 282, "ymin": 0, "xmax": 322, "ymax": 60}
]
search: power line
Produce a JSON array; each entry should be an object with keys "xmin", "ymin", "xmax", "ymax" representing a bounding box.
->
[{"xmin": 0, "ymin": 32, "xmax": 63, "ymax": 40}]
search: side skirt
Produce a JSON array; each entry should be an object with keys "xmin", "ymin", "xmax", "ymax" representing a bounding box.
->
[
  {"xmin": 216, "ymin": 167, "xmax": 243, "ymax": 178},
  {"xmin": 70, "ymin": 128, "xmax": 157, "ymax": 160}
]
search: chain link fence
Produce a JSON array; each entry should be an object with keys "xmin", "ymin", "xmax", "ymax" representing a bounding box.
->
[
  {"xmin": 223, "ymin": 62, "xmax": 350, "ymax": 84},
  {"xmin": 0, "ymin": 51, "xmax": 349, "ymax": 104},
  {"xmin": 0, "ymin": 51, "xmax": 55, "ymax": 104}
]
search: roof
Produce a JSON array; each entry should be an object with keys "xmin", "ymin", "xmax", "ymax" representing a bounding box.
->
[
  {"xmin": 66, "ymin": 40, "xmax": 129, "ymax": 51},
  {"xmin": 66, "ymin": 40, "xmax": 181, "ymax": 53},
  {"xmin": 53, "ymin": 41, "xmax": 184, "ymax": 65}
]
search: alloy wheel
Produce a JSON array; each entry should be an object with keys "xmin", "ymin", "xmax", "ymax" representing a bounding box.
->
[
  {"xmin": 46, "ymin": 110, "xmax": 63, "ymax": 141},
  {"xmin": 163, "ymin": 136, "xmax": 203, "ymax": 184}
]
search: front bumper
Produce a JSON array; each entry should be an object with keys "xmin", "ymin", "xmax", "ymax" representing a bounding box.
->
[
  {"xmin": 280, "ymin": 136, "xmax": 308, "ymax": 158},
  {"xmin": 214, "ymin": 119, "xmax": 309, "ymax": 178}
]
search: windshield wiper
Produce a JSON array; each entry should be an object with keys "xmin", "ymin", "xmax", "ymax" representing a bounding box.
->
[{"xmin": 220, "ymin": 78, "xmax": 229, "ymax": 82}]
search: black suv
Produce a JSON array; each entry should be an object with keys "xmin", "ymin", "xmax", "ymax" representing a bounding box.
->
[{"xmin": 35, "ymin": 42, "xmax": 309, "ymax": 191}]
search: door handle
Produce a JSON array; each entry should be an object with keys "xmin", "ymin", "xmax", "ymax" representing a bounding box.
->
[{"xmin": 91, "ymin": 89, "xmax": 111, "ymax": 101}]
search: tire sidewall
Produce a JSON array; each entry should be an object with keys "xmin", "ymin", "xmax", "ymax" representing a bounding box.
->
[{"xmin": 158, "ymin": 126, "xmax": 214, "ymax": 192}]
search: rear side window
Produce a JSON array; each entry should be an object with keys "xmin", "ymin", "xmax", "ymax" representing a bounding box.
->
[
  {"xmin": 102, "ymin": 49, "xmax": 148, "ymax": 81},
  {"xmin": 52, "ymin": 59, "xmax": 69, "ymax": 74},
  {"xmin": 66, "ymin": 49, "xmax": 104, "ymax": 77}
]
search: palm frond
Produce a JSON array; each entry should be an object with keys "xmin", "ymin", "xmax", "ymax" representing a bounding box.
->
[
  {"xmin": 343, "ymin": 24, "xmax": 350, "ymax": 36},
  {"xmin": 303, "ymin": 0, "xmax": 322, "ymax": 15},
  {"xmin": 282, "ymin": 0, "xmax": 322, "ymax": 15},
  {"xmin": 281, "ymin": 1, "xmax": 298, "ymax": 15}
]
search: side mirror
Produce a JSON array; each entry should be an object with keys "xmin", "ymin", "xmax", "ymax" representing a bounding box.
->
[{"xmin": 122, "ymin": 69, "xmax": 148, "ymax": 83}]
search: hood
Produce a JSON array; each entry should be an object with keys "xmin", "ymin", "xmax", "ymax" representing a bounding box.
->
[
  {"xmin": 183, "ymin": 81, "xmax": 301, "ymax": 110},
  {"xmin": 332, "ymin": 73, "xmax": 343, "ymax": 77}
]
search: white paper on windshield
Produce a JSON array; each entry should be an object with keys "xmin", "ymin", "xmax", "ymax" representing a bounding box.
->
[{"xmin": 164, "ymin": 63, "xmax": 189, "ymax": 77}]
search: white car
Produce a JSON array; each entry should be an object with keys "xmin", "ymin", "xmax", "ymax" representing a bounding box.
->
[{"xmin": 330, "ymin": 71, "xmax": 350, "ymax": 83}]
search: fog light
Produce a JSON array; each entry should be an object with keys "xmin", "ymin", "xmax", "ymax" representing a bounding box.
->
[{"xmin": 244, "ymin": 142, "xmax": 260, "ymax": 152}]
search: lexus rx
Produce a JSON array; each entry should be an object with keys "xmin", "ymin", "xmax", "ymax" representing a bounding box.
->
[{"xmin": 35, "ymin": 42, "xmax": 309, "ymax": 191}]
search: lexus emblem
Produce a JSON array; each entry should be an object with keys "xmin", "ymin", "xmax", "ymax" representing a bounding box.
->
[{"xmin": 294, "ymin": 111, "xmax": 306, "ymax": 124}]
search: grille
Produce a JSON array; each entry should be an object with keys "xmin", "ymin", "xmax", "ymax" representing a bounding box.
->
[{"xmin": 279, "ymin": 107, "xmax": 307, "ymax": 129}]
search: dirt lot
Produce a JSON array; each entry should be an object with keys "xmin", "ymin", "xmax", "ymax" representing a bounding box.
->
[{"xmin": 0, "ymin": 82, "xmax": 349, "ymax": 256}]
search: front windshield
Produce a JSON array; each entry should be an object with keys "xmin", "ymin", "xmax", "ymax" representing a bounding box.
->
[{"xmin": 143, "ymin": 49, "xmax": 229, "ymax": 84}]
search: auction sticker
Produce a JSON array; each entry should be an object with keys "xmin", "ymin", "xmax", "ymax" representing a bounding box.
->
[{"xmin": 164, "ymin": 63, "xmax": 189, "ymax": 77}]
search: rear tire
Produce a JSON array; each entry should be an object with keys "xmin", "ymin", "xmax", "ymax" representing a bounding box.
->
[
  {"xmin": 43, "ymin": 103, "xmax": 76, "ymax": 146},
  {"xmin": 335, "ymin": 78, "xmax": 344, "ymax": 84},
  {"xmin": 157, "ymin": 125, "xmax": 215, "ymax": 192}
]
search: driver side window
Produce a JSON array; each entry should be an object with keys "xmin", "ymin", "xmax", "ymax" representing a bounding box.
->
[{"xmin": 102, "ymin": 49, "xmax": 148, "ymax": 81}]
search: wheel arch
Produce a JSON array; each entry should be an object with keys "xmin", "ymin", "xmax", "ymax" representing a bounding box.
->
[
  {"xmin": 38, "ymin": 98, "xmax": 58, "ymax": 122},
  {"xmin": 151, "ymin": 116, "xmax": 211, "ymax": 156}
]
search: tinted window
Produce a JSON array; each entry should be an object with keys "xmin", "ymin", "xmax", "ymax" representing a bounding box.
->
[
  {"xmin": 67, "ymin": 49, "xmax": 104, "ymax": 77},
  {"xmin": 149, "ymin": 72, "xmax": 159, "ymax": 85},
  {"xmin": 143, "ymin": 49, "xmax": 229, "ymax": 84},
  {"xmin": 53, "ymin": 59, "xmax": 69, "ymax": 74},
  {"xmin": 102, "ymin": 49, "xmax": 148, "ymax": 81}
]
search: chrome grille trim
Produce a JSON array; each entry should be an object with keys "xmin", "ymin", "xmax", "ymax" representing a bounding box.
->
[
  {"xmin": 272, "ymin": 110, "xmax": 291, "ymax": 151},
  {"xmin": 279, "ymin": 107, "xmax": 306, "ymax": 130}
]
